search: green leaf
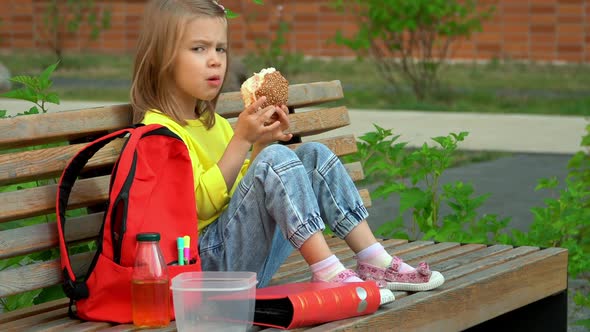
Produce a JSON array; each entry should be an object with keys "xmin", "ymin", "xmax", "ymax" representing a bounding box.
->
[
  {"xmin": 10, "ymin": 75, "xmax": 38, "ymax": 89},
  {"xmin": 34, "ymin": 285, "xmax": 65, "ymax": 305},
  {"xmin": 574, "ymin": 318, "xmax": 590, "ymax": 329},
  {"xmin": 225, "ymin": 9, "xmax": 239, "ymax": 19},
  {"xmin": 2, "ymin": 289, "xmax": 42, "ymax": 311},
  {"xmin": 0, "ymin": 256, "xmax": 24, "ymax": 270},
  {"xmin": 535, "ymin": 177, "xmax": 559, "ymax": 190},
  {"xmin": 0, "ymin": 110, "xmax": 6, "ymax": 118},
  {"xmin": 39, "ymin": 62, "xmax": 60, "ymax": 90},
  {"xmin": 253, "ymin": 0, "xmax": 264, "ymax": 4},
  {"xmin": 44, "ymin": 92, "xmax": 61, "ymax": 105},
  {"xmin": 24, "ymin": 106, "xmax": 40, "ymax": 115},
  {"xmin": 1, "ymin": 88, "xmax": 38, "ymax": 103},
  {"xmin": 399, "ymin": 188, "xmax": 427, "ymax": 213}
]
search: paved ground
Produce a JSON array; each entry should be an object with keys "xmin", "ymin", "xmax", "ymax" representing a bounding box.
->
[{"xmin": 2, "ymin": 98, "xmax": 589, "ymax": 329}]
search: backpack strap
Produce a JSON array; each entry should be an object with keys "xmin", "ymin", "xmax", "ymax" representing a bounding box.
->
[{"xmin": 55, "ymin": 124, "xmax": 162, "ymax": 300}]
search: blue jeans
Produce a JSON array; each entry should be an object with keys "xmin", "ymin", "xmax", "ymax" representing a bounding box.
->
[{"xmin": 198, "ymin": 142, "xmax": 369, "ymax": 287}]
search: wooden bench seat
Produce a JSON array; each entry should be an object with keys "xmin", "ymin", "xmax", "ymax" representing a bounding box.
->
[{"xmin": 0, "ymin": 81, "xmax": 568, "ymax": 331}]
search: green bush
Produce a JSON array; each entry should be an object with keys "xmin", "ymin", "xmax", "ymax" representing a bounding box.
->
[
  {"xmin": 41, "ymin": 0, "xmax": 111, "ymax": 59},
  {"xmin": 511, "ymin": 123, "xmax": 590, "ymax": 328},
  {"xmin": 333, "ymin": 0, "xmax": 494, "ymax": 100},
  {"xmin": 345, "ymin": 125, "xmax": 510, "ymax": 242}
]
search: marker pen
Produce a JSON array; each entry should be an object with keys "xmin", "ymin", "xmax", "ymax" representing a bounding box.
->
[
  {"xmin": 183, "ymin": 235, "xmax": 190, "ymax": 265},
  {"xmin": 177, "ymin": 237, "xmax": 185, "ymax": 266}
]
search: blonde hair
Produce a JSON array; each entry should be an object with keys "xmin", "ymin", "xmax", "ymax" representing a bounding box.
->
[{"xmin": 130, "ymin": 0, "xmax": 228, "ymax": 128}]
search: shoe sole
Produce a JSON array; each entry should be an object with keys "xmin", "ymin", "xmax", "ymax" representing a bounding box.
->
[
  {"xmin": 385, "ymin": 271, "xmax": 445, "ymax": 292},
  {"xmin": 379, "ymin": 288, "xmax": 395, "ymax": 305}
]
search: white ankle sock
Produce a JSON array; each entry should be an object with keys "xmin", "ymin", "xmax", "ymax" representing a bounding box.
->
[
  {"xmin": 311, "ymin": 255, "xmax": 363, "ymax": 282},
  {"xmin": 356, "ymin": 242, "xmax": 415, "ymax": 273}
]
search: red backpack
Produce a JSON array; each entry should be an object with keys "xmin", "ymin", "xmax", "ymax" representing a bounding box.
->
[{"xmin": 56, "ymin": 124, "xmax": 201, "ymax": 323}]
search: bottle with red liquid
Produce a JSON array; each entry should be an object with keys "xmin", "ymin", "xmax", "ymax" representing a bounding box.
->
[{"xmin": 131, "ymin": 232, "xmax": 170, "ymax": 327}]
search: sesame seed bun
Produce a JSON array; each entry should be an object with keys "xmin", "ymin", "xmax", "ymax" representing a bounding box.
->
[{"xmin": 241, "ymin": 68, "xmax": 289, "ymax": 109}]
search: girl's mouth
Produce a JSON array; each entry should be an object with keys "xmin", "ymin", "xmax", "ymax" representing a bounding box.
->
[{"xmin": 207, "ymin": 76, "xmax": 222, "ymax": 87}]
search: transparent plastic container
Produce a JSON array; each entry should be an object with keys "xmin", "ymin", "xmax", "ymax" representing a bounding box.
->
[
  {"xmin": 171, "ymin": 271, "xmax": 257, "ymax": 332},
  {"xmin": 131, "ymin": 232, "xmax": 170, "ymax": 327}
]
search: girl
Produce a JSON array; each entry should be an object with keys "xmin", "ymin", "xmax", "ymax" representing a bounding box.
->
[{"xmin": 130, "ymin": 0, "xmax": 444, "ymax": 292}]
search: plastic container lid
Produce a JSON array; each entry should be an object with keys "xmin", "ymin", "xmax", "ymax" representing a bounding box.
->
[{"xmin": 171, "ymin": 271, "xmax": 257, "ymax": 292}]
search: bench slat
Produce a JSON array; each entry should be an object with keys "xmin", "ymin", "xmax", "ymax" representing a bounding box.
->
[
  {"xmin": 0, "ymin": 134, "xmax": 359, "ymax": 186},
  {"xmin": 287, "ymin": 107, "xmax": 350, "ymax": 137},
  {"xmin": 431, "ymin": 244, "xmax": 514, "ymax": 272},
  {"xmin": 414, "ymin": 243, "xmax": 487, "ymax": 264},
  {"xmin": 60, "ymin": 321, "xmax": 114, "ymax": 332},
  {"xmin": 0, "ymin": 104, "xmax": 131, "ymax": 149},
  {"xmin": 0, "ymin": 306, "xmax": 70, "ymax": 331},
  {"xmin": 23, "ymin": 316, "xmax": 82, "ymax": 331},
  {"xmin": 0, "ymin": 81, "xmax": 344, "ymax": 149},
  {"xmin": 0, "ymin": 213, "xmax": 102, "ymax": 259},
  {"xmin": 291, "ymin": 134, "xmax": 358, "ymax": 156},
  {"xmin": 0, "ymin": 139, "xmax": 125, "ymax": 186},
  {"xmin": 0, "ymin": 176, "xmax": 110, "ymax": 223},
  {"xmin": 0, "ymin": 298, "xmax": 68, "ymax": 324},
  {"xmin": 0, "ymin": 251, "xmax": 94, "ymax": 297}
]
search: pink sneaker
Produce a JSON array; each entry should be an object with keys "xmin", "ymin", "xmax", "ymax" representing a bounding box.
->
[{"xmin": 357, "ymin": 256, "xmax": 445, "ymax": 291}]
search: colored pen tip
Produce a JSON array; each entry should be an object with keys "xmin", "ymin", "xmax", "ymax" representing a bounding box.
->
[
  {"xmin": 183, "ymin": 235, "xmax": 190, "ymax": 248},
  {"xmin": 177, "ymin": 237, "xmax": 184, "ymax": 249}
]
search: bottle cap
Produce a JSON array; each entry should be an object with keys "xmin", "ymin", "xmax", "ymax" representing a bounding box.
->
[{"xmin": 136, "ymin": 232, "xmax": 160, "ymax": 242}]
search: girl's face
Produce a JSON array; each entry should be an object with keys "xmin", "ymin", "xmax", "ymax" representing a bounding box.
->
[{"xmin": 172, "ymin": 17, "xmax": 228, "ymax": 112}]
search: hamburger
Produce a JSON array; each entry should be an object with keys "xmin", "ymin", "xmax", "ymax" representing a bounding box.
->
[{"xmin": 240, "ymin": 67, "xmax": 289, "ymax": 109}]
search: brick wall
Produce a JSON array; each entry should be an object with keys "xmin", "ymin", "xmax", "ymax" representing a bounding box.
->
[{"xmin": 1, "ymin": 0, "xmax": 588, "ymax": 63}]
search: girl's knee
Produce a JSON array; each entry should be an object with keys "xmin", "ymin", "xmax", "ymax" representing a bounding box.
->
[
  {"xmin": 295, "ymin": 142, "xmax": 334, "ymax": 162},
  {"xmin": 296, "ymin": 142, "xmax": 329, "ymax": 154},
  {"xmin": 255, "ymin": 144, "xmax": 298, "ymax": 165}
]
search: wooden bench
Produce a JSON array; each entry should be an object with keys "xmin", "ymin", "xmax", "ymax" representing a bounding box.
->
[{"xmin": 0, "ymin": 81, "xmax": 568, "ymax": 331}]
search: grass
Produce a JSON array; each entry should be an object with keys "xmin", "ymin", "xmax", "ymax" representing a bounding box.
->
[{"xmin": 1, "ymin": 51, "xmax": 590, "ymax": 116}]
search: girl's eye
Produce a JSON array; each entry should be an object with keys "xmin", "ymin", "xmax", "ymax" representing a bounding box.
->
[
  {"xmin": 192, "ymin": 47, "xmax": 205, "ymax": 52},
  {"xmin": 216, "ymin": 47, "xmax": 227, "ymax": 53}
]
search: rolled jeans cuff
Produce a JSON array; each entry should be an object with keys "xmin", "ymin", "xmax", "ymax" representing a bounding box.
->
[
  {"xmin": 288, "ymin": 214, "xmax": 326, "ymax": 249},
  {"xmin": 332, "ymin": 204, "xmax": 369, "ymax": 239}
]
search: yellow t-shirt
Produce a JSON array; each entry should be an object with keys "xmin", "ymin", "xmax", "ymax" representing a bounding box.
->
[{"xmin": 142, "ymin": 110, "xmax": 250, "ymax": 231}]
